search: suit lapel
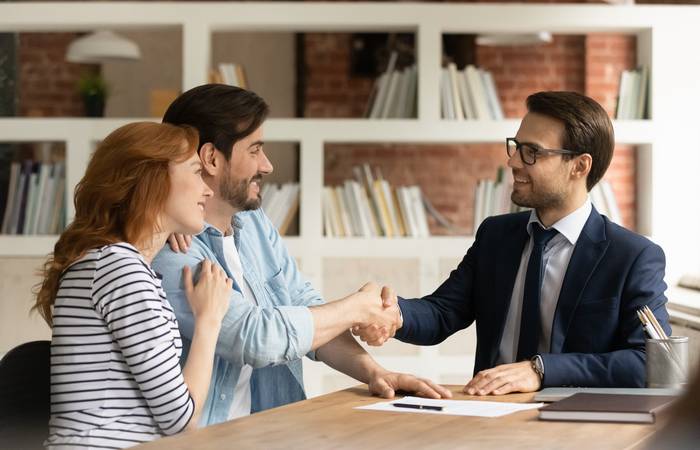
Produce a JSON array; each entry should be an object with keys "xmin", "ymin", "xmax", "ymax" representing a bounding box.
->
[
  {"xmin": 486, "ymin": 215, "xmax": 530, "ymax": 368},
  {"xmin": 550, "ymin": 208, "xmax": 609, "ymax": 353}
]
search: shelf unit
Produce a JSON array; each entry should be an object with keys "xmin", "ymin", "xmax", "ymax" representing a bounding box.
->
[{"xmin": 1, "ymin": 3, "xmax": 700, "ymax": 397}]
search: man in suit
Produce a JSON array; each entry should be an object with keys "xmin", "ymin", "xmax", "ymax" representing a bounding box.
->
[{"xmin": 356, "ymin": 91, "xmax": 671, "ymax": 394}]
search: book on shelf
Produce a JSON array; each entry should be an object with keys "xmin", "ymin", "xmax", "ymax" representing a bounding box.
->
[
  {"xmin": 442, "ymin": 64, "xmax": 503, "ymax": 120},
  {"xmin": 323, "ymin": 163, "xmax": 430, "ymax": 238},
  {"xmin": 210, "ymin": 63, "xmax": 248, "ymax": 89},
  {"xmin": 615, "ymin": 66, "xmax": 649, "ymax": 120},
  {"xmin": 260, "ymin": 182, "xmax": 299, "ymax": 236},
  {"xmin": 538, "ymin": 393, "xmax": 676, "ymax": 424},
  {"xmin": 1, "ymin": 160, "xmax": 66, "ymax": 236},
  {"xmin": 447, "ymin": 63, "xmax": 464, "ymax": 121},
  {"xmin": 366, "ymin": 51, "xmax": 417, "ymax": 119}
]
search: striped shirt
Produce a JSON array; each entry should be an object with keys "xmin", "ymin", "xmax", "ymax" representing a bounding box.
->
[{"xmin": 46, "ymin": 243, "xmax": 194, "ymax": 449}]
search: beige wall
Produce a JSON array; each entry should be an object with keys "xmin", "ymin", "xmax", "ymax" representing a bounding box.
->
[
  {"xmin": 103, "ymin": 28, "xmax": 183, "ymax": 118},
  {"xmin": 0, "ymin": 257, "xmax": 51, "ymax": 353}
]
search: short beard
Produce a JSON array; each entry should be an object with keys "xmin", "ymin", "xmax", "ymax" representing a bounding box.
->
[
  {"xmin": 220, "ymin": 172, "xmax": 262, "ymax": 211},
  {"xmin": 511, "ymin": 187, "xmax": 565, "ymax": 211}
]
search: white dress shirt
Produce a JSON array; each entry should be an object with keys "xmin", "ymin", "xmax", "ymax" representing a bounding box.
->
[
  {"xmin": 496, "ymin": 199, "xmax": 592, "ymax": 364},
  {"xmin": 222, "ymin": 234, "xmax": 258, "ymax": 420}
]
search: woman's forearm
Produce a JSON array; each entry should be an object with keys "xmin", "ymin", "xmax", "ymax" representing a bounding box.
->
[{"xmin": 182, "ymin": 319, "xmax": 221, "ymax": 429}]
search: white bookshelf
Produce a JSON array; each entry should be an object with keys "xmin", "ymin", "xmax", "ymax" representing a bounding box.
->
[{"xmin": 1, "ymin": 3, "xmax": 699, "ymax": 397}]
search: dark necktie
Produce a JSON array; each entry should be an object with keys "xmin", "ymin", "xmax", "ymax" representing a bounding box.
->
[{"xmin": 516, "ymin": 223, "xmax": 559, "ymax": 361}]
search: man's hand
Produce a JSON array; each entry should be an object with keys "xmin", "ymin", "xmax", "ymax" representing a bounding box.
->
[
  {"xmin": 168, "ymin": 233, "xmax": 192, "ymax": 253},
  {"xmin": 369, "ymin": 370, "xmax": 453, "ymax": 399},
  {"xmin": 351, "ymin": 285, "xmax": 402, "ymax": 346},
  {"xmin": 463, "ymin": 361, "xmax": 541, "ymax": 396}
]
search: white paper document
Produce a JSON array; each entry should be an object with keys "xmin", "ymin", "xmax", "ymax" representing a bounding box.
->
[{"xmin": 355, "ymin": 396, "xmax": 543, "ymax": 418}]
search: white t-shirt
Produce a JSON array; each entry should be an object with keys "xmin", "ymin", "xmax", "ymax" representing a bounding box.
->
[{"xmin": 222, "ymin": 235, "xmax": 258, "ymax": 420}]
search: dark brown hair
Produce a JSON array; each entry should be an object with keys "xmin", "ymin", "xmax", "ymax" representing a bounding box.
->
[
  {"xmin": 526, "ymin": 91, "xmax": 614, "ymax": 191},
  {"xmin": 162, "ymin": 84, "xmax": 269, "ymax": 160}
]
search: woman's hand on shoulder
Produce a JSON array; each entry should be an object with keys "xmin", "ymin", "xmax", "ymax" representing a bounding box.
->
[
  {"xmin": 183, "ymin": 259, "xmax": 232, "ymax": 327},
  {"xmin": 168, "ymin": 234, "xmax": 192, "ymax": 253}
]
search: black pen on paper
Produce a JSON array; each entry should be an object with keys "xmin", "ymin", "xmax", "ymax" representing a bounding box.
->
[{"xmin": 392, "ymin": 403, "xmax": 443, "ymax": 411}]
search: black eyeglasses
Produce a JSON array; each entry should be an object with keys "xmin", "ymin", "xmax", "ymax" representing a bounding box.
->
[{"xmin": 506, "ymin": 137, "xmax": 581, "ymax": 165}]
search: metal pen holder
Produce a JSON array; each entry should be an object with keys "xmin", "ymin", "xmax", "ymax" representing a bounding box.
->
[{"xmin": 646, "ymin": 336, "xmax": 689, "ymax": 389}]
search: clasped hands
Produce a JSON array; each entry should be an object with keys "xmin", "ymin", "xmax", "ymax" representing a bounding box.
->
[
  {"xmin": 350, "ymin": 283, "xmax": 540, "ymax": 396},
  {"xmin": 350, "ymin": 282, "xmax": 402, "ymax": 346}
]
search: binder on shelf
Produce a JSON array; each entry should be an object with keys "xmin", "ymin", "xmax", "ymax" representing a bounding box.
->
[
  {"xmin": 615, "ymin": 66, "xmax": 649, "ymax": 120},
  {"xmin": 0, "ymin": 162, "xmax": 20, "ymax": 234},
  {"xmin": 482, "ymin": 71, "xmax": 504, "ymax": 120},
  {"xmin": 366, "ymin": 51, "xmax": 417, "ymax": 119},
  {"xmin": 440, "ymin": 69, "xmax": 453, "ymax": 120},
  {"xmin": 211, "ymin": 63, "xmax": 248, "ymax": 89},
  {"xmin": 465, "ymin": 65, "xmax": 492, "ymax": 120},
  {"xmin": 442, "ymin": 64, "xmax": 503, "ymax": 121},
  {"xmin": 447, "ymin": 63, "xmax": 465, "ymax": 121},
  {"xmin": 0, "ymin": 159, "xmax": 66, "ymax": 236}
]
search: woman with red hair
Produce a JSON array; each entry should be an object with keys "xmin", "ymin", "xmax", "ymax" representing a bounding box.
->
[{"xmin": 35, "ymin": 122, "xmax": 231, "ymax": 449}]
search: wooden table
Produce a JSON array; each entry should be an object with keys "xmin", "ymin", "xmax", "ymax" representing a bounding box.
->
[{"xmin": 135, "ymin": 385, "xmax": 659, "ymax": 450}]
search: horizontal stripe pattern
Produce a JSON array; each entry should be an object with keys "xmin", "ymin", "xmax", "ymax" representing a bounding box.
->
[{"xmin": 46, "ymin": 243, "xmax": 193, "ymax": 449}]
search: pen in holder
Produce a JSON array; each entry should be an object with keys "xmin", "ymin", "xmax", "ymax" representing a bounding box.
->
[
  {"xmin": 637, "ymin": 306, "xmax": 688, "ymax": 388},
  {"xmin": 646, "ymin": 336, "xmax": 688, "ymax": 389}
]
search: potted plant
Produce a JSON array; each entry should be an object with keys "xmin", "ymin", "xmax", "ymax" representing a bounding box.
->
[{"xmin": 78, "ymin": 72, "xmax": 108, "ymax": 117}]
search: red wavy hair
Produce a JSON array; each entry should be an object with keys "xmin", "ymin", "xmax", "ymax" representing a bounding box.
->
[{"xmin": 34, "ymin": 122, "xmax": 198, "ymax": 325}]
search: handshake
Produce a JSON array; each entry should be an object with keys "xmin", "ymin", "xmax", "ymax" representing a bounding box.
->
[{"xmin": 348, "ymin": 282, "xmax": 403, "ymax": 346}]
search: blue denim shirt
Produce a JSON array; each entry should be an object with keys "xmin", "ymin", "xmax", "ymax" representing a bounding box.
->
[{"xmin": 152, "ymin": 209, "xmax": 324, "ymax": 425}]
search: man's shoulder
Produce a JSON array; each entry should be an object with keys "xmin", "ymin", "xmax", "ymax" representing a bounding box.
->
[
  {"xmin": 602, "ymin": 216, "xmax": 662, "ymax": 256},
  {"xmin": 479, "ymin": 211, "xmax": 530, "ymax": 234},
  {"xmin": 153, "ymin": 235, "xmax": 211, "ymax": 272}
]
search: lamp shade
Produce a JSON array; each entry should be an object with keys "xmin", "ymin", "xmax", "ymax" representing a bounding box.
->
[
  {"xmin": 476, "ymin": 31, "xmax": 553, "ymax": 47},
  {"xmin": 66, "ymin": 30, "xmax": 141, "ymax": 63}
]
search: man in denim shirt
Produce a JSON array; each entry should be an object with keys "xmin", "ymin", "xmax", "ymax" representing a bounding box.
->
[{"xmin": 154, "ymin": 84, "xmax": 450, "ymax": 426}]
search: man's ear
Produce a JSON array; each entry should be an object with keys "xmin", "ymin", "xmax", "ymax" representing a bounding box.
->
[
  {"xmin": 572, "ymin": 153, "xmax": 592, "ymax": 180},
  {"xmin": 199, "ymin": 143, "xmax": 219, "ymax": 176}
]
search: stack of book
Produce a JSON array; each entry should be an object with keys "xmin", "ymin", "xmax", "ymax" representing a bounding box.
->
[
  {"xmin": 1, "ymin": 160, "xmax": 66, "ymax": 235},
  {"xmin": 442, "ymin": 63, "xmax": 503, "ymax": 120},
  {"xmin": 615, "ymin": 66, "xmax": 649, "ymax": 120},
  {"xmin": 260, "ymin": 182, "xmax": 299, "ymax": 236},
  {"xmin": 473, "ymin": 167, "xmax": 622, "ymax": 231},
  {"xmin": 209, "ymin": 62, "xmax": 248, "ymax": 89},
  {"xmin": 323, "ymin": 164, "xmax": 430, "ymax": 238},
  {"xmin": 365, "ymin": 51, "xmax": 417, "ymax": 119}
]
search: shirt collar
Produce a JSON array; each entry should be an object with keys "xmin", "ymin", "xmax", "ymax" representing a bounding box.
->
[
  {"xmin": 202, "ymin": 213, "xmax": 244, "ymax": 235},
  {"xmin": 527, "ymin": 198, "xmax": 592, "ymax": 246},
  {"xmin": 201, "ymin": 213, "xmax": 244, "ymax": 247}
]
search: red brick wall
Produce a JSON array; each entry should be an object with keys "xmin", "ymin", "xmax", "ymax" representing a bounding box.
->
[
  {"xmin": 18, "ymin": 33, "xmax": 95, "ymax": 117},
  {"xmin": 303, "ymin": 33, "xmax": 374, "ymax": 118},
  {"xmin": 585, "ymin": 34, "xmax": 637, "ymax": 117},
  {"xmin": 477, "ymin": 36, "xmax": 586, "ymax": 119}
]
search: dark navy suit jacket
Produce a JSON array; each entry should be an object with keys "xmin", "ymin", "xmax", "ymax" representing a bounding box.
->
[{"xmin": 395, "ymin": 207, "xmax": 671, "ymax": 387}]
